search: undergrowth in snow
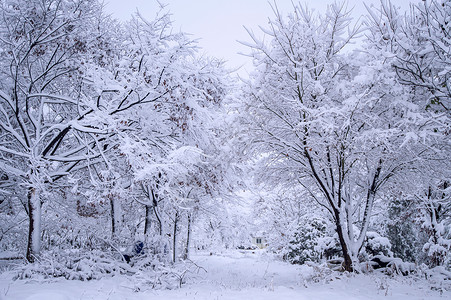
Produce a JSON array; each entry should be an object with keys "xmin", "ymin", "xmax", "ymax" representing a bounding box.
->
[{"xmin": 9, "ymin": 249, "xmax": 207, "ymax": 290}]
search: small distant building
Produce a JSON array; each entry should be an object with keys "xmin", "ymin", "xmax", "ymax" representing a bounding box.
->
[{"xmin": 251, "ymin": 236, "xmax": 267, "ymax": 249}]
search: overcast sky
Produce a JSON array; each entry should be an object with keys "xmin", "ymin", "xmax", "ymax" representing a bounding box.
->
[{"xmin": 105, "ymin": 0, "xmax": 413, "ymax": 76}]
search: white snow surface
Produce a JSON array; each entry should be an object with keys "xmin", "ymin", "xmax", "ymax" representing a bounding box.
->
[{"xmin": 0, "ymin": 250, "xmax": 449, "ymax": 300}]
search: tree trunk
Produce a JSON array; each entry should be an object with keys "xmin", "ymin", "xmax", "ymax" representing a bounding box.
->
[
  {"xmin": 110, "ymin": 194, "xmax": 121, "ymax": 240},
  {"xmin": 154, "ymin": 206, "xmax": 162, "ymax": 235},
  {"xmin": 183, "ymin": 214, "xmax": 191, "ymax": 260},
  {"xmin": 334, "ymin": 214, "xmax": 354, "ymax": 272},
  {"xmin": 151, "ymin": 188, "xmax": 162, "ymax": 235},
  {"xmin": 144, "ymin": 205, "xmax": 152, "ymax": 236},
  {"xmin": 172, "ymin": 212, "xmax": 179, "ymax": 263},
  {"xmin": 142, "ymin": 184, "xmax": 162, "ymax": 236},
  {"xmin": 26, "ymin": 187, "xmax": 41, "ymax": 263}
]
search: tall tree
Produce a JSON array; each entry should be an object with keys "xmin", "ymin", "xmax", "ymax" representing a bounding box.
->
[
  {"xmin": 241, "ymin": 2, "xmax": 427, "ymax": 271},
  {"xmin": 365, "ymin": 0, "xmax": 451, "ymax": 267},
  {"xmin": 112, "ymin": 11, "xmax": 236, "ymax": 261},
  {"xmin": 0, "ymin": 0, "xmax": 184, "ymax": 262},
  {"xmin": 0, "ymin": 0, "xmax": 109, "ymax": 262}
]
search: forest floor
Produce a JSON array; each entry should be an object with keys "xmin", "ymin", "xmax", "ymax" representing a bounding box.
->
[{"xmin": 0, "ymin": 249, "xmax": 449, "ymax": 300}]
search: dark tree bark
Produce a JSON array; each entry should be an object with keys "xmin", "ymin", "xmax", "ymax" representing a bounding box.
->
[
  {"xmin": 183, "ymin": 214, "xmax": 191, "ymax": 260},
  {"xmin": 172, "ymin": 212, "xmax": 179, "ymax": 263},
  {"xmin": 109, "ymin": 194, "xmax": 120, "ymax": 240}
]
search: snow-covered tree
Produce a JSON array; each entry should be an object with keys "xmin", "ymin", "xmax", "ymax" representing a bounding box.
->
[
  {"xmin": 0, "ymin": 0, "xmax": 204, "ymax": 262},
  {"xmin": 241, "ymin": 2, "xmax": 432, "ymax": 271},
  {"xmin": 107, "ymin": 11, "xmax": 237, "ymax": 262},
  {"xmin": 0, "ymin": 0, "xmax": 115, "ymax": 262},
  {"xmin": 365, "ymin": 0, "xmax": 451, "ymax": 267}
]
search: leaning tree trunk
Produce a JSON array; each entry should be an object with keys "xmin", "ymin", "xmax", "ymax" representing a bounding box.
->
[{"xmin": 26, "ymin": 187, "xmax": 41, "ymax": 263}]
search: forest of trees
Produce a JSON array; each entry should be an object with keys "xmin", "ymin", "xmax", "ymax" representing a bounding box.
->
[{"xmin": 0, "ymin": 0, "xmax": 449, "ymax": 283}]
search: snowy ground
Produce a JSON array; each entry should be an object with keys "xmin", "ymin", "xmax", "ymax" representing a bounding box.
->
[{"xmin": 0, "ymin": 250, "xmax": 449, "ymax": 300}]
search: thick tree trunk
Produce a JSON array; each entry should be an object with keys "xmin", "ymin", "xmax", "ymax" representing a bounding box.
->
[
  {"xmin": 334, "ymin": 214, "xmax": 354, "ymax": 272},
  {"xmin": 336, "ymin": 228, "xmax": 353, "ymax": 271},
  {"xmin": 26, "ymin": 187, "xmax": 41, "ymax": 263}
]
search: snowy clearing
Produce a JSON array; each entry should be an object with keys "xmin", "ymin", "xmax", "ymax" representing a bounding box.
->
[{"xmin": 1, "ymin": 250, "xmax": 449, "ymax": 300}]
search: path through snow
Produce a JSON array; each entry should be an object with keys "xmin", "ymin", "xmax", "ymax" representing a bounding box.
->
[{"xmin": 0, "ymin": 250, "xmax": 449, "ymax": 299}]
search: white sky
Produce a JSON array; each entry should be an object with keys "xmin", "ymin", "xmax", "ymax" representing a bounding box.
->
[{"xmin": 105, "ymin": 0, "xmax": 413, "ymax": 76}]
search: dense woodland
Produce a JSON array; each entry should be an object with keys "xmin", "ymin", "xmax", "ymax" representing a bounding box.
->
[{"xmin": 0, "ymin": 0, "xmax": 449, "ymax": 284}]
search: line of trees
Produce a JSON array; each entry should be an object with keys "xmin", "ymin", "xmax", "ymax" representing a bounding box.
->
[
  {"xmin": 0, "ymin": 0, "xmax": 237, "ymax": 264},
  {"xmin": 0, "ymin": 0, "xmax": 449, "ymax": 275}
]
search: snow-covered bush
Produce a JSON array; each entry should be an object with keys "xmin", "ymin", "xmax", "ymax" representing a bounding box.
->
[
  {"xmin": 423, "ymin": 233, "xmax": 451, "ymax": 268},
  {"xmin": 286, "ymin": 217, "xmax": 328, "ymax": 264},
  {"xmin": 369, "ymin": 255, "xmax": 416, "ymax": 276},
  {"xmin": 315, "ymin": 235, "xmax": 342, "ymax": 261},
  {"xmin": 363, "ymin": 231, "xmax": 393, "ymax": 258},
  {"xmin": 15, "ymin": 249, "xmax": 133, "ymax": 281},
  {"xmin": 420, "ymin": 183, "xmax": 451, "ymax": 268},
  {"xmin": 385, "ymin": 196, "xmax": 425, "ymax": 263},
  {"xmin": 13, "ymin": 248, "xmax": 189, "ymax": 289},
  {"xmin": 422, "ymin": 265, "xmax": 451, "ymax": 291}
]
